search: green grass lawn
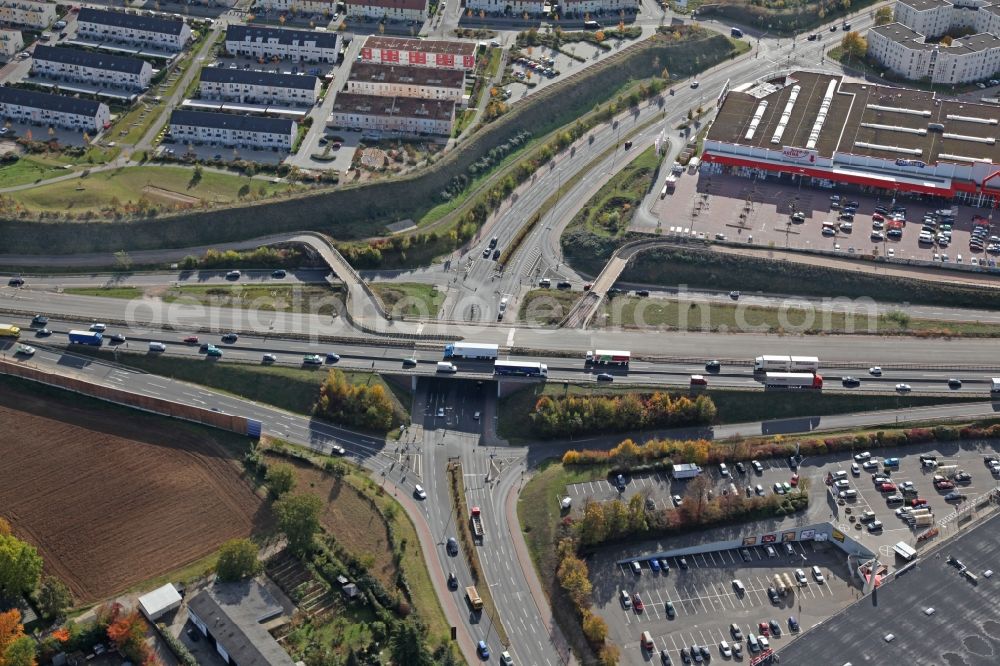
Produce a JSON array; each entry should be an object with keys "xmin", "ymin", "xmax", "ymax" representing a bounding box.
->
[
  {"xmin": 600, "ymin": 296, "xmax": 1000, "ymax": 337},
  {"xmin": 10, "ymin": 166, "xmax": 301, "ymax": 214},
  {"xmin": 517, "ymin": 288, "xmax": 583, "ymax": 325},
  {"xmin": 370, "ymin": 282, "xmax": 444, "ymax": 318},
  {"xmin": 497, "ymin": 383, "xmax": 981, "ymax": 443},
  {"xmin": 0, "ymin": 157, "xmax": 73, "ymax": 188},
  {"xmin": 570, "ymin": 145, "xmax": 659, "ymax": 238},
  {"xmin": 65, "ymin": 283, "xmax": 340, "ymax": 315}
]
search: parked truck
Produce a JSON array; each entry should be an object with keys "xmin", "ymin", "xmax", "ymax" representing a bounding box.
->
[
  {"xmin": 763, "ymin": 372, "xmax": 824, "ymax": 389},
  {"xmin": 754, "ymin": 355, "xmax": 820, "ymax": 373},
  {"xmin": 586, "ymin": 350, "xmax": 630, "ymax": 365},
  {"xmin": 470, "ymin": 506, "xmax": 484, "ymax": 544},
  {"xmin": 992, "ymin": 378, "xmax": 1000, "ymax": 394},
  {"xmin": 935, "ymin": 465, "xmax": 958, "ymax": 477},
  {"xmin": 782, "ymin": 572, "xmax": 796, "ymax": 595},
  {"xmin": 912, "ymin": 514, "xmax": 934, "ymax": 527},
  {"xmin": 671, "ymin": 463, "xmax": 702, "ymax": 479},
  {"xmin": 444, "ymin": 342, "xmax": 498, "ymax": 359},
  {"xmin": 68, "ymin": 330, "xmax": 102, "ymax": 346}
]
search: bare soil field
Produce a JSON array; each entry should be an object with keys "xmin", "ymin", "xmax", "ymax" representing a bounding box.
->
[
  {"xmin": 0, "ymin": 391, "xmax": 271, "ymax": 603},
  {"xmin": 265, "ymin": 454, "xmax": 398, "ymax": 591}
]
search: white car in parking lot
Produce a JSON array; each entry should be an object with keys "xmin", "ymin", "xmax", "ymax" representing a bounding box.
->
[{"xmin": 795, "ymin": 569, "xmax": 807, "ymax": 584}]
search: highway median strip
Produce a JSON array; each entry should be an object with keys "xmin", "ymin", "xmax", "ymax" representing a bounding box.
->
[{"xmin": 446, "ymin": 461, "xmax": 510, "ymax": 647}]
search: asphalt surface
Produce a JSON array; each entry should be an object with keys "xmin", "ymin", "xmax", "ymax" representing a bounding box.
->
[{"xmin": 778, "ymin": 509, "xmax": 1000, "ymax": 666}]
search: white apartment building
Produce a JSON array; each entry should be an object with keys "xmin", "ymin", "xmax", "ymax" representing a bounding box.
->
[
  {"xmin": 561, "ymin": 0, "xmax": 639, "ymax": 15},
  {"xmin": 360, "ymin": 36, "xmax": 477, "ymax": 70},
  {"xmin": 869, "ymin": 0, "xmax": 1000, "ymax": 83},
  {"xmin": 225, "ymin": 25, "xmax": 338, "ymax": 63},
  {"xmin": 463, "ymin": 0, "xmax": 545, "ymax": 16},
  {"xmin": 346, "ymin": 63, "xmax": 465, "ymax": 104},
  {"xmin": 255, "ymin": 0, "xmax": 338, "ymax": 13},
  {"xmin": 199, "ymin": 66, "xmax": 320, "ymax": 106},
  {"xmin": 32, "ymin": 45, "xmax": 153, "ymax": 90},
  {"xmin": 169, "ymin": 109, "xmax": 297, "ymax": 150},
  {"xmin": 0, "ymin": 28, "xmax": 23, "ymax": 58},
  {"xmin": 76, "ymin": 8, "xmax": 192, "ymax": 51},
  {"xmin": 0, "ymin": 87, "xmax": 110, "ymax": 132},
  {"xmin": 329, "ymin": 92, "xmax": 455, "ymax": 136},
  {"xmin": 0, "ymin": 0, "xmax": 56, "ymax": 30},
  {"xmin": 344, "ymin": 0, "xmax": 427, "ymax": 22}
]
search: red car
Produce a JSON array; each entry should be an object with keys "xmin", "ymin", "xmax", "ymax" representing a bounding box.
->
[
  {"xmin": 183, "ymin": 336, "xmax": 199, "ymax": 344},
  {"xmin": 911, "ymin": 498, "xmax": 928, "ymax": 508},
  {"xmin": 633, "ymin": 594, "xmax": 644, "ymax": 612},
  {"xmin": 758, "ymin": 622, "xmax": 770, "ymax": 637},
  {"xmin": 879, "ymin": 482, "xmax": 896, "ymax": 492},
  {"xmin": 790, "ymin": 474, "xmax": 800, "ymax": 487},
  {"xmin": 935, "ymin": 480, "xmax": 955, "ymax": 490},
  {"xmin": 872, "ymin": 213, "xmax": 885, "ymax": 222}
]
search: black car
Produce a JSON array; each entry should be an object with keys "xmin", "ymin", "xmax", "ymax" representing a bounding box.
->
[
  {"xmin": 681, "ymin": 648, "xmax": 691, "ymax": 664},
  {"xmin": 35, "ymin": 328, "xmax": 51, "ymax": 337},
  {"xmin": 446, "ymin": 537, "xmax": 458, "ymax": 556},
  {"xmin": 596, "ymin": 373, "xmax": 614, "ymax": 382},
  {"xmin": 7, "ymin": 277, "xmax": 24, "ymax": 287},
  {"xmin": 110, "ymin": 333, "xmax": 126, "ymax": 343},
  {"xmin": 740, "ymin": 548, "xmax": 752, "ymax": 562},
  {"xmin": 271, "ymin": 269, "xmax": 287, "ymax": 278},
  {"xmin": 402, "ymin": 358, "xmax": 418, "ymax": 367},
  {"xmin": 769, "ymin": 620, "xmax": 781, "ymax": 637},
  {"xmin": 326, "ymin": 353, "xmax": 341, "ymax": 363},
  {"xmin": 624, "ymin": 140, "xmax": 633, "ymax": 150},
  {"xmin": 492, "ymin": 249, "xmax": 501, "ymax": 260},
  {"xmin": 31, "ymin": 315, "xmax": 48, "ymax": 326},
  {"xmin": 705, "ymin": 360, "xmax": 721, "ymax": 372},
  {"xmin": 767, "ymin": 587, "xmax": 779, "ymax": 603},
  {"xmin": 841, "ymin": 376, "xmax": 861, "ymax": 387},
  {"xmin": 699, "ymin": 646, "xmax": 710, "ymax": 660},
  {"xmin": 557, "ymin": 281, "xmax": 572, "ymax": 289},
  {"xmin": 660, "ymin": 649, "xmax": 672, "ymax": 665},
  {"xmin": 665, "ymin": 601, "xmax": 675, "ymax": 618},
  {"xmin": 948, "ymin": 378, "xmax": 963, "ymax": 389},
  {"xmin": 221, "ymin": 333, "xmax": 238, "ymax": 343},
  {"xmin": 735, "ymin": 461, "xmax": 746, "ymax": 474},
  {"xmin": 636, "ymin": 289, "xmax": 650, "ymax": 297},
  {"xmin": 447, "ymin": 572, "xmax": 458, "ymax": 589}
]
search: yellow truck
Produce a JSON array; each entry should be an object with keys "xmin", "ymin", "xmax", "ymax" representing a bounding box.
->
[
  {"xmin": 0, "ymin": 324, "xmax": 21, "ymax": 338},
  {"xmin": 465, "ymin": 586, "xmax": 483, "ymax": 611}
]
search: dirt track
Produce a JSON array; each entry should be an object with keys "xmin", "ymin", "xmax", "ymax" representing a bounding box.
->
[{"xmin": 0, "ymin": 391, "xmax": 270, "ymax": 603}]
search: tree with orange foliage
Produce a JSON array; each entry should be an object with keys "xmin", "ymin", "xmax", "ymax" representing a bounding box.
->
[
  {"xmin": 106, "ymin": 610, "xmax": 147, "ymax": 663},
  {"xmin": 0, "ymin": 609, "xmax": 36, "ymax": 666},
  {"xmin": 0, "ymin": 519, "xmax": 10, "ymax": 536}
]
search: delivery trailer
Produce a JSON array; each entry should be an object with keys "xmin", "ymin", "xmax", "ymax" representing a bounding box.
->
[
  {"xmin": 763, "ymin": 372, "xmax": 824, "ymax": 389},
  {"xmin": 754, "ymin": 355, "xmax": 820, "ymax": 373},
  {"xmin": 671, "ymin": 463, "xmax": 702, "ymax": 479},
  {"xmin": 586, "ymin": 350, "xmax": 630, "ymax": 365},
  {"xmin": 444, "ymin": 342, "xmax": 498, "ymax": 359}
]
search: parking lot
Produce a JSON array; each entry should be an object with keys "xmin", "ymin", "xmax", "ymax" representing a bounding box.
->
[
  {"xmin": 651, "ymin": 166, "xmax": 1000, "ymax": 269},
  {"xmin": 594, "ymin": 540, "xmax": 855, "ymax": 665},
  {"xmin": 579, "ymin": 441, "xmax": 1000, "ymax": 663}
]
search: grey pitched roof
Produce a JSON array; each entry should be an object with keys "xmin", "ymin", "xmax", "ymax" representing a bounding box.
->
[
  {"xmin": 170, "ymin": 109, "xmax": 295, "ymax": 134},
  {"xmin": 78, "ymin": 7, "xmax": 188, "ymax": 36},
  {"xmin": 199, "ymin": 66, "xmax": 318, "ymax": 90},
  {"xmin": 33, "ymin": 45, "xmax": 148, "ymax": 75},
  {"xmin": 187, "ymin": 582, "xmax": 294, "ymax": 666},
  {"xmin": 226, "ymin": 25, "xmax": 338, "ymax": 50},
  {"xmin": 0, "ymin": 86, "xmax": 105, "ymax": 117}
]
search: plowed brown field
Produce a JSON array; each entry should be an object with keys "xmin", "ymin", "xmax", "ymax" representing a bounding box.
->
[{"xmin": 0, "ymin": 391, "xmax": 270, "ymax": 603}]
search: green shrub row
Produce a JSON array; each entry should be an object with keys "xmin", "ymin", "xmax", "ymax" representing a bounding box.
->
[{"xmin": 531, "ymin": 391, "xmax": 716, "ymax": 438}]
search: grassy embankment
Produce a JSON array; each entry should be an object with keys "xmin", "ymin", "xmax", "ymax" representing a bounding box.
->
[
  {"xmin": 497, "ymin": 383, "xmax": 982, "ymax": 443},
  {"xmin": 369, "ymin": 282, "xmax": 445, "ymax": 318},
  {"xmin": 65, "ymin": 282, "xmax": 340, "ymax": 315}
]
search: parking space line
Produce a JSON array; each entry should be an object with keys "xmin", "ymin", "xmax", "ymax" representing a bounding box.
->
[
  {"xmin": 726, "ymin": 549, "xmax": 737, "ymax": 564},
  {"xmin": 697, "ymin": 553, "xmax": 710, "ymax": 567},
  {"xmin": 708, "ymin": 551, "xmax": 720, "ymax": 566},
  {"xmin": 752, "ymin": 547, "xmax": 763, "ymax": 561}
]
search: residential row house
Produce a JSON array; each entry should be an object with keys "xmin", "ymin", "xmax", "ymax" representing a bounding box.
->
[
  {"xmin": 0, "ymin": 86, "xmax": 110, "ymax": 132},
  {"xmin": 32, "ymin": 45, "xmax": 153, "ymax": 91},
  {"xmin": 198, "ymin": 66, "xmax": 320, "ymax": 106},
  {"xmin": 0, "ymin": 0, "xmax": 56, "ymax": 30},
  {"xmin": 0, "ymin": 28, "xmax": 23, "ymax": 58},
  {"xmin": 225, "ymin": 25, "xmax": 339, "ymax": 63},
  {"xmin": 76, "ymin": 7, "xmax": 192, "ymax": 51},
  {"xmin": 169, "ymin": 109, "xmax": 297, "ymax": 150},
  {"xmin": 463, "ymin": 0, "xmax": 544, "ymax": 15},
  {"xmin": 255, "ymin": 0, "xmax": 339, "ymax": 13},
  {"xmin": 344, "ymin": 0, "xmax": 428, "ymax": 22},
  {"xmin": 329, "ymin": 92, "xmax": 455, "ymax": 136},
  {"xmin": 359, "ymin": 35, "xmax": 476, "ymax": 70},
  {"xmin": 346, "ymin": 62, "xmax": 464, "ymax": 104}
]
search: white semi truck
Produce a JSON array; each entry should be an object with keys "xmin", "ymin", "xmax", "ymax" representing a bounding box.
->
[
  {"xmin": 444, "ymin": 342, "xmax": 498, "ymax": 359},
  {"xmin": 754, "ymin": 355, "xmax": 820, "ymax": 373}
]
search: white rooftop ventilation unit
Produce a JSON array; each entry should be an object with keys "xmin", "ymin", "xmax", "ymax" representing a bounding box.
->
[
  {"xmin": 866, "ymin": 104, "xmax": 931, "ymax": 117},
  {"xmin": 860, "ymin": 122, "xmax": 928, "ymax": 135},
  {"xmin": 771, "ymin": 85, "xmax": 801, "ymax": 145},
  {"xmin": 806, "ymin": 79, "xmax": 838, "ymax": 150},
  {"xmin": 946, "ymin": 114, "xmax": 998, "ymax": 125},
  {"xmin": 938, "ymin": 153, "xmax": 992, "ymax": 164},
  {"xmin": 942, "ymin": 132, "xmax": 996, "ymax": 144},
  {"xmin": 853, "ymin": 141, "xmax": 923, "ymax": 155},
  {"xmin": 745, "ymin": 100, "xmax": 769, "ymax": 140}
]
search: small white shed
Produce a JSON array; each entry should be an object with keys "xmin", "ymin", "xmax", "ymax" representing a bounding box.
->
[{"xmin": 138, "ymin": 583, "xmax": 182, "ymax": 621}]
